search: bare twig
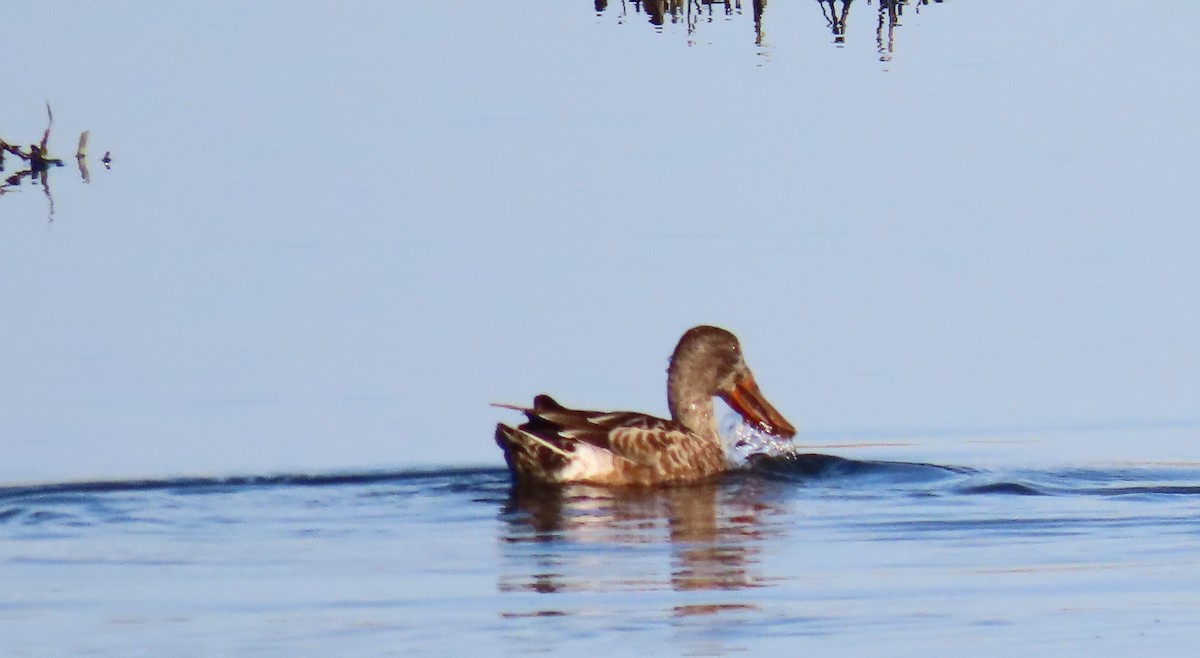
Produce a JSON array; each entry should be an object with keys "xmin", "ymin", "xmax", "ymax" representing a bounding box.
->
[
  {"xmin": 1, "ymin": 104, "xmax": 105, "ymax": 217},
  {"xmin": 40, "ymin": 102, "xmax": 54, "ymax": 152},
  {"xmin": 77, "ymin": 131, "xmax": 92, "ymax": 183}
]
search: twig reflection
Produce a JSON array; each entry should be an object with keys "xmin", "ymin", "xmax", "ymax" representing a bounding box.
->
[
  {"xmin": 870, "ymin": 0, "xmax": 944, "ymax": 61},
  {"xmin": 819, "ymin": 0, "xmax": 852, "ymax": 44},
  {"xmin": 877, "ymin": 0, "xmax": 899, "ymax": 61},
  {"xmin": 604, "ymin": 0, "xmax": 763, "ymax": 39},
  {"xmin": 594, "ymin": 0, "xmax": 946, "ymax": 60},
  {"xmin": 0, "ymin": 104, "xmax": 106, "ymax": 221}
]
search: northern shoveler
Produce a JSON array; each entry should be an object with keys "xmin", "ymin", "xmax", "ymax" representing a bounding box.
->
[{"xmin": 494, "ymin": 325, "xmax": 796, "ymax": 486}]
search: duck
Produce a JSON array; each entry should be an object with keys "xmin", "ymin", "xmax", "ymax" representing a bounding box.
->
[{"xmin": 494, "ymin": 325, "xmax": 796, "ymax": 486}]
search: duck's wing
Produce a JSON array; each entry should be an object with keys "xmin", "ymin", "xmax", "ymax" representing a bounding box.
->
[{"xmin": 493, "ymin": 395, "xmax": 690, "ymax": 468}]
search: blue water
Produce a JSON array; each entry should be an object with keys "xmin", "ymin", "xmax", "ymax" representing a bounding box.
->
[
  {"xmin": 5, "ymin": 456, "xmax": 1200, "ymax": 655},
  {"xmin": 4, "ymin": 0, "xmax": 1200, "ymax": 654},
  {"xmin": 4, "ymin": 0, "xmax": 1199, "ymax": 482}
]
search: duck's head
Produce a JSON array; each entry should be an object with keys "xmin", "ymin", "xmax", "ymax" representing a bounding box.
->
[{"xmin": 668, "ymin": 325, "xmax": 796, "ymax": 439}]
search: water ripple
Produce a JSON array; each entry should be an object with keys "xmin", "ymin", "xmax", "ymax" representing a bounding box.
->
[
  {"xmin": 744, "ymin": 451, "xmax": 971, "ymax": 483},
  {"xmin": 956, "ymin": 481, "xmax": 1046, "ymax": 496},
  {"xmin": 3, "ymin": 459, "xmax": 1200, "ymax": 537},
  {"xmin": 0, "ymin": 466, "xmax": 507, "ymax": 501}
]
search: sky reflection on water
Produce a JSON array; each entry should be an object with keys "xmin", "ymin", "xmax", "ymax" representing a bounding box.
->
[
  {"xmin": 5, "ymin": 462, "xmax": 1199, "ymax": 655},
  {"xmin": 2, "ymin": 1, "xmax": 1198, "ymax": 489},
  {"xmin": 7, "ymin": 2, "xmax": 1200, "ymax": 653}
]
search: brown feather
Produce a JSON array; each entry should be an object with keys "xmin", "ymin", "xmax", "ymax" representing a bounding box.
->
[
  {"xmin": 491, "ymin": 325, "xmax": 794, "ymax": 487},
  {"xmin": 495, "ymin": 396, "xmax": 726, "ymax": 486}
]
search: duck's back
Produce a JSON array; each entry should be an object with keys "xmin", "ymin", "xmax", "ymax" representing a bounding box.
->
[{"xmin": 494, "ymin": 395, "xmax": 726, "ymax": 486}]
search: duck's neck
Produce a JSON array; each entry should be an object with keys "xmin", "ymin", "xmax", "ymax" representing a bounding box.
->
[{"xmin": 667, "ymin": 368, "xmax": 719, "ymax": 441}]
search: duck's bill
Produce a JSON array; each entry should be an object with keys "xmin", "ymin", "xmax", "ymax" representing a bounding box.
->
[{"xmin": 721, "ymin": 372, "xmax": 797, "ymax": 439}]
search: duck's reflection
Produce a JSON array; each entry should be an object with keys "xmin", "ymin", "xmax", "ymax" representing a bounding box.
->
[{"xmin": 498, "ymin": 478, "xmax": 781, "ymax": 595}]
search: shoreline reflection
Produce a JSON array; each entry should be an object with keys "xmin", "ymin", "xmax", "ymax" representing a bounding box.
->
[{"xmin": 595, "ymin": 0, "xmax": 947, "ymax": 62}]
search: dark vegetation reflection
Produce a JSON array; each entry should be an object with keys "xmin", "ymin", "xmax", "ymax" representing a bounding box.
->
[
  {"xmin": 602, "ymin": 0, "xmax": 768, "ymax": 39},
  {"xmin": 596, "ymin": 0, "xmax": 946, "ymax": 59},
  {"xmin": 498, "ymin": 478, "xmax": 784, "ymax": 599},
  {"xmin": 0, "ymin": 104, "xmax": 109, "ymax": 221}
]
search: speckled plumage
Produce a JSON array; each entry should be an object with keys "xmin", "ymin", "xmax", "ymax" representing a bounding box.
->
[{"xmin": 494, "ymin": 326, "xmax": 795, "ymax": 487}]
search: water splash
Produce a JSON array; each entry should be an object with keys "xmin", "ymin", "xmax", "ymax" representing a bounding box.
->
[{"xmin": 719, "ymin": 413, "xmax": 798, "ymax": 466}]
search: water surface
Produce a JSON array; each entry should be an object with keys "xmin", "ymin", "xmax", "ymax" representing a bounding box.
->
[
  {"xmin": 2, "ymin": 0, "xmax": 1197, "ymax": 481},
  {"xmin": 3, "ymin": 1, "xmax": 1200, "ymax": 654},
  {"xmin": 4, "ymin": 456, "xmax": 1200, "ymax": 655}
]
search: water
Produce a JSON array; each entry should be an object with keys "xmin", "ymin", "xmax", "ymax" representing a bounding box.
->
[
  {"xmin": 4, "ymin": 0, "xmax": 1200, "ymax": 654},
  {"xmin": 3, "ymin": 0, "xmax": 1198, "ymax": 481},
  {"xmin": 4, "ymin": 456, "xmax": 1200, "ymax": 655}
]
